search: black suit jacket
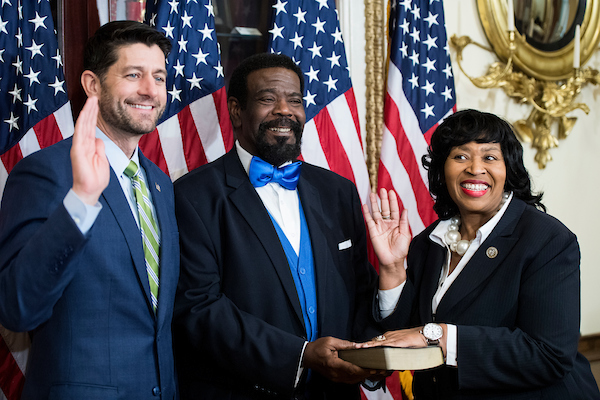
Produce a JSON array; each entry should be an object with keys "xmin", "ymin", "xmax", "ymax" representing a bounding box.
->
[
  {"xmin": 384, "ymin": 198, "xmax": 599, "ymax": 399},
  {"xmin": 173, "ymin": 150, "xmax": 391, "ymax": 399}
]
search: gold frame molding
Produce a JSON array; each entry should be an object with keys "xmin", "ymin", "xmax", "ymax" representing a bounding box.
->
[
  {"xmin": 451, "ymin": 0, "xmax": 600, "ymax": 168},
  {"xmin": 478, "ymin": 0, "xmax": 600, "ymax": 81}
]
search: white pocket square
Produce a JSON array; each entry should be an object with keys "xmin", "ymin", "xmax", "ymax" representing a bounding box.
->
[{"xmin": 338, "ymin": 239, "xmax": 352, "ymax": 250}]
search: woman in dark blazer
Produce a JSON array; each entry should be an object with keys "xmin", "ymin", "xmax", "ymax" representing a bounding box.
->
[{"xmin": 362, "ymin": 109, "xmax": 600, "ymax": 399}]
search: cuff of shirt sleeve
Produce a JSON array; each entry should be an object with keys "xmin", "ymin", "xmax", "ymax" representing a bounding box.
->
[
  {"xmin": 63, "ymin": 189, "xmax": 102, "ymax": 235},
  {"xmin": 445, "ymin": 323, "xmax": 457, "ymax": 366},
  {"xmin": 295, "ymin": 341, "xmax": 308, "ymax": 388},
  {"xmin": 378, "ymin": 281, "xmax": 405, "ymax": 319}
]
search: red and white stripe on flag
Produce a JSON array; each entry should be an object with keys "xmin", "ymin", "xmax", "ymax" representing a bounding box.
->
[
  {"xmin": 268, "ymin": 0, "xmax": 371, "ymax": 205},
  {"xmin": 139, "ymin": 87, "xmax": 233, "ymax": 181},
  {"xmin": 143, "ymin": 0, "xmax": 234, "ymax": 179},
  {"xmin": 299, "ymin": 88, "xmax": 371, "ymax": 204},
  {"xmin": 378, "ymin": 0, "xmax": 457, "ymax": 236},
  {"xmin": 0, "ymin": 103, "xmax": 74, "ymax": 195},
  {"xmin": 0, "ymin": 327, "xmax": 30, "ymax": 400},
  {"xmin": 378, "ymin": 63, "xmax": 440, "ymax": 233}
]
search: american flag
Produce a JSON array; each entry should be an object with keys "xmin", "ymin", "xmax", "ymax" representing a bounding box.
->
[
  {"xmin": 268, "ymin": 0, "xmax": 370, "ymax": 205},
  {"xmin": 0, "ymin": 0, "xmax": 73, "ymax": 193},
  {"xmin": 0, "ymin": 1, "xmax": 73, "ymax": 399},
  {"xmin": 144, "ymin": 0, "xmax": 233, "ymax": 180},
  {"xmin": 378, "ymin": 0, "xmax": 456, "ymax": 235}
]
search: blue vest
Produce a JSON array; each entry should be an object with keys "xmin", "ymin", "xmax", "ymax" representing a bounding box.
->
[{"xmin": 268, "ymin": 202, "xmax": 318, "ymax": 342}]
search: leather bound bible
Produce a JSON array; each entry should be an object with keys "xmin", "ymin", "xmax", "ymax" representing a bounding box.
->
[{"xmin": 338, "ymin": 346, "xmax": 444, "ymax": 370}]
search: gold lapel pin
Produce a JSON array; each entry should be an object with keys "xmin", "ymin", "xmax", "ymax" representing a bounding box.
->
[
  {"xmin": 155, "ymin": 183, "xmax": 161, "ymax": 192},
  {"xmin": 486, "ymin": 246, "xmax": 498, "ymax": 259}
]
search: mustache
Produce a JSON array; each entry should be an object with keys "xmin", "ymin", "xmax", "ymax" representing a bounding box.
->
[{"xmin": 260, "ymin": 118, "xmax": 302, "ymax": 133}]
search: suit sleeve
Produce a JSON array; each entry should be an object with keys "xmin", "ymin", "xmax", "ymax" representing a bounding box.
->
[
  {"xmin": 378, "ymin": 235, "xmax": 424, "ymax": 332},
  {"xmin": 0, "ymin": 152, "xmax": 88, "ymax": 332},
  {"xmin": 173, "ymin": 188, "xmax": 306, "ymax": 396},
  {"xmin": 457, "ymin": 227, "xmax": 581, "ymax": 390}
]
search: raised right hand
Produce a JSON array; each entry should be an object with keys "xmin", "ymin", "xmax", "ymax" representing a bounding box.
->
[
  {"xmin": 362, "ymin": 189, "xmax": 411, "ymax": 276},
  {"xmin": 70, "ymin": 97, "xmax": 110, "ymax": 205}
]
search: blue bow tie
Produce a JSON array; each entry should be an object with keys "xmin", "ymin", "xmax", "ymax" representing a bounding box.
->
[{"xmin": 249, "ymin": 156, "xmax": 302, "ymax": 190}]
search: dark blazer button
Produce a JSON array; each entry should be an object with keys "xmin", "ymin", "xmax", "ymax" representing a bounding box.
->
[{"xmin": 152, "ymin": 386, "xmax": 161, "ymax": 396}]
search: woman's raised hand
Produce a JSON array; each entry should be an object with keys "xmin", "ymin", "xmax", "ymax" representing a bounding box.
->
[{"xmin": 362, "ymin": 189, "xmax": 411, "ymax": 279}]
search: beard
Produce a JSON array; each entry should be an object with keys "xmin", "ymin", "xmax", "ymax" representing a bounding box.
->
[
  {"xmin": 254, "ymin": 117, "xmax": 303, "ymax": 166},
  {"xmin": 99, "ymin": 91, "xmax": 165, "ymax": 137}
]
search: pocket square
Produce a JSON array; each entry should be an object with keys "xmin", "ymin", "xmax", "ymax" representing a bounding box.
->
[{"xmin": 338, "ymin": 239, "xmax": 352, "ymax": 250}]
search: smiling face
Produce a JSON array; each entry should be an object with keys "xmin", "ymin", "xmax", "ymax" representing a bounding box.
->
[
  {"xmin": 444, "ymin": 141, "xmax": 507, "ymax": 220},
  {"xmin": 96, "ymin": 43, "xmax": 167, "ymax": 139},
  {"xmin": 230, "ymin": 67, "xmax": 305, "ymax": 166}
]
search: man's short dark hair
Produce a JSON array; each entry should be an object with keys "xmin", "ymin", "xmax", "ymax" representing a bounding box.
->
[
  {"xmin": 83, "ymin": 20, "xmax": 172, "ymax": 81},
  {"xmin": 227, "ymin": 53, "xmax": 305, "ymax": 109}
]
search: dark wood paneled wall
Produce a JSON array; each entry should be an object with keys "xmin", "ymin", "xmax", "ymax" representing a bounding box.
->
[{"xmin": 60, "ymin": 0, "xmax": 100, "ymax": 119}]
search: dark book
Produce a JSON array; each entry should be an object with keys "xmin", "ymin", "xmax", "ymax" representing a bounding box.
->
[{"xmin": 339, "ymin": 346, "xmax": 444, "ymax": 370}]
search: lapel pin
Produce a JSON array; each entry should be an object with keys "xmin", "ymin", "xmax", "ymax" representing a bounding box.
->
[
  {"xmin": 155, "ymin": 183, "xmax": 161, "ymax": 192},
  {"xmin": 486, "ymin": 246, "xmax": 498, "ymax": 259}
]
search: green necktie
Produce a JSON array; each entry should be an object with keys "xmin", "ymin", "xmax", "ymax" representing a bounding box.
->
[{"xmin": 124, "ymin": 160, "xmax": 160, "ymax": 311}]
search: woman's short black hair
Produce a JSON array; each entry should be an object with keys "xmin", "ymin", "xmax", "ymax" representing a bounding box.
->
[
  {"xmin": 227, "ymin": 53, "xmax": 304, "ymax": 109},
  {"xmin": 422, "ymin": 109, "xmax": 544, "ymax": 219},
  {"xmin": 84, "ymin": 20, "xmax": 172, "ymax": 81}
]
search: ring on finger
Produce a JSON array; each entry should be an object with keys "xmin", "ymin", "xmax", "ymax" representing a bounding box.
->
[{"xmin": 374, "ymin": 334, "xmax": 386, "ymax": 341}]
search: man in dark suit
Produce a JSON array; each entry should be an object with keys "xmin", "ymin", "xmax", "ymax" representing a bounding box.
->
[
  {"xmin": 0, "ymin": 21, "xmax": 179, "ymax": 399},
  {"xmin": 173, "ymin": 53, "xmax": 404, "ymax": 399}
]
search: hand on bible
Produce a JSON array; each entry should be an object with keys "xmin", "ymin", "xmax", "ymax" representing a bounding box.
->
[
  {"xmin": 358, "ymin": 325, "xmax": 448, "ymax": 357},
  {"xmin": 303, "ymin": 337, "xmax": 383, "ymax": 384}
]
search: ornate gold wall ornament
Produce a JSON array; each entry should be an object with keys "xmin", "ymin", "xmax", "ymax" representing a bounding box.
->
[
  {"xmin": 364, "ymin": 0, "xmax": 386, "ymax": 189},
  {"xmin": 450, "ymin": 0, "xmax": 600, "ymax": 169}
]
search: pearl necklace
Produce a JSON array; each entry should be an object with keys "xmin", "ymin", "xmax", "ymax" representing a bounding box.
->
[
  {"xmin": 444, "ymin": 216, "xmax": 471, "ymax": 256},
  {"xmin": 445, "ymin": 192, "xmax": 509, "ymax": 256}
]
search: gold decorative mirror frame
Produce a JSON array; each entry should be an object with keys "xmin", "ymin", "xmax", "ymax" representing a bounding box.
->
[
  {"xmin": 451, "ymin": 0, "xmax": 600, "ymax": 168},
  {"xmin": 479, "ymin": 0, "xmax": 600, "ymax": 81}
]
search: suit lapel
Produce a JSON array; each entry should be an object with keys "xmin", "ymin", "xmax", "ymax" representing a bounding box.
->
[
  {"xmin": 436, "ymin": 199, "xmax": 525, "ymax": 317},
  {"xmin": 101, "ymin": 166, "xmax": 154, "ymax": 315},
  {"xmin": 224, "ymin": 151, "xmax": 305, "ymax": 327}
]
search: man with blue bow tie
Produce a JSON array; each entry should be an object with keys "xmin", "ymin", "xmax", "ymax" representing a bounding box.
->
[{"xmin": 173, "ymin": 53, "xmax": 404, "ymax": 400}]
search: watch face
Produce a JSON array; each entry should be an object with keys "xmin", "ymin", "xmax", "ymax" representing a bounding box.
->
[{"xmin": 423, "ymin": 323, "xmax": 443, "ymax": 340}]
